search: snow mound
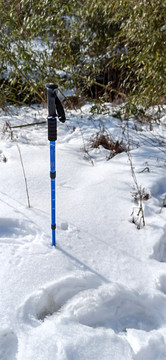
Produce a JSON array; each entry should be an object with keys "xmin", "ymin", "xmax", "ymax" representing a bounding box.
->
[
  {"xmin": 151, "ymin": 177, "xmax": 166, "ymax": 199},
  {"xmin": 134, "ymin": 334, "xmax": 166, "ymax": 360},
  {"xmin": 62, "ymin": 283, "xmax": 166, "ymax": 333}
]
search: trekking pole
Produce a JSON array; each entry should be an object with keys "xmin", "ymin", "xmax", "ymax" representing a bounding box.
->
[{"xmin": 46, "ymin": 83, "xmax": 66, "ymax": 246}]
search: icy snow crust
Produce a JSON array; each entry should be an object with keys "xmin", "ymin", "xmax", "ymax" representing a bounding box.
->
[{"xmin": 0, "ymin": 104, "xmax": 166, "ymax": 359}]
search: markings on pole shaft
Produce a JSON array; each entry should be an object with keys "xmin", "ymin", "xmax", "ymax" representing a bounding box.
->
[
  {"xmin": 50, "ymin": 171, "xmax": 56, "ymax": 179},
  {"xmin": 51, "ymin": 224, "xmax": 56, "ymax": 230}
]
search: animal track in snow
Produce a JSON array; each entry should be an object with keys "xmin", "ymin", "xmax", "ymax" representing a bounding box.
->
[
  {"xmin": 0, "ymin": 329, "xmax": 18, "ymax": 360},
  {"xmin": 17, "ymin": 273, "xmax": 102, "ymax": 326}
]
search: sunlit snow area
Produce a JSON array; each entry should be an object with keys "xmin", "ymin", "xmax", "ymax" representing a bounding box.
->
[{"xmin": 0, "ymin": 103, "xmax": 166, "ymax": 359}]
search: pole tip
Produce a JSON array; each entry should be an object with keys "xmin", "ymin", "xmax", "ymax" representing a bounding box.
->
[{"xmin": 45, "ymin": 83, "xmax": 58, "ymax": 90}]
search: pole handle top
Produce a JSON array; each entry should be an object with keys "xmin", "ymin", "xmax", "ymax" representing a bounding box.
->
[{"xmin": 46, "ymin": 83, "xmax": 58, "ymax": 90}]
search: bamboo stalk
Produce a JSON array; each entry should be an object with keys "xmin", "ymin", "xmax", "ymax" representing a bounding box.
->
[{"xmin": 0, "ymin": 44, "xmax": 45, "ymax": 103}]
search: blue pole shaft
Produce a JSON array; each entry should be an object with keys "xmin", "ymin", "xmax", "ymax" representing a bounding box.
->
[{"xmin": 50, "ymin": 141, "xmax": 56, "ymax": 246}]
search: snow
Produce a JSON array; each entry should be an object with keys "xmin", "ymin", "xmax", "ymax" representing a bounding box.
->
[{"xmin": 0, "ymin": 103, "xmax": 166, "ymax": 359}]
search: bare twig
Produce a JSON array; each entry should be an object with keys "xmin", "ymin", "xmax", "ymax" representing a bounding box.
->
[
  {"xmin": 128, "ymin": 150, "xmax": 145, "ymax": 228},
  {"xmin": 2, "ymin": 121, "xmax": 14, "ymax": 140},
  {"xmin": 79, "ymin": 125, "xmax": 94, "ymax": 166},
  {"xmin": 2, "ymin": 121, "xmax": 31, "ymax": 208},
  {"xmin": 58, "ymin": 68, "xmax": 126, "ymax": 98},
  {"xmin": 138, "ymin": 166, "xmax": 150, "ymax": 173},
  {"xmin": 16, "ymin": 142, "xmax": 31, "ymax": 208},
  {"xmin": 127, "ymin": 123, "xmax": 145, "ymax": 229},
  {"xmin": 11, "ymin": 121, "xmax": 46, "ymax": 129}
]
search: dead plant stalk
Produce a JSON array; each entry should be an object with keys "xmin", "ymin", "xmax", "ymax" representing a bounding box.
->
[
  {"xmin": 3, "ymin": 122, "xmax": 31, "ymax": 208},
  {"xmin": 16, "ymin": 142, "xmax": 31, "ymax": 208},
  {"xmin": 127, "ymin": 149, "xmax": 145, "ymax": 228}
]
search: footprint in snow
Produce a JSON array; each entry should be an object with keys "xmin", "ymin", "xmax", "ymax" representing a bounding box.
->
[
  {"xmin": 0, "ymin": 218, "xmax": 38, "ymax": 244},
  {"xmin": 0, "ymin": 218, "xmax": 39, "ymax": 266},
  {"xmin": 17, "ymin": 277, "xmax": 166, "ymax": 334},
  {"xmin": 0, "ymin": 330, "xmax": 18, "ymax": 360},
  {"xmin": 17, "ymin": 273, "xmax": 102, "ymax": 327}
]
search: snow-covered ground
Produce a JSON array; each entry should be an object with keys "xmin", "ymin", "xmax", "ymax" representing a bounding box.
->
[{"xmin": 0, "ymin": 103, "xmax": 166, "ymax": 359}]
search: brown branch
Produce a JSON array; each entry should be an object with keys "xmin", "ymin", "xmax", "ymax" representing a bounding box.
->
[{"xmin": 11, "ymin": 121, "xmax": 46, "ymax": 129}]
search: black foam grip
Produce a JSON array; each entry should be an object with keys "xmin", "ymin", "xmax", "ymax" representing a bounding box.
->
[
  {"xmin": 48, "ymin": 117, "xmax": 57, "ymax": 141},
  {"xmin": 55, "ymin": 96, "xmax": 66, "ymax": 122},
  {"xmin": 46, "ymin": 84, "xmax": 58, "ymax": 118}
]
